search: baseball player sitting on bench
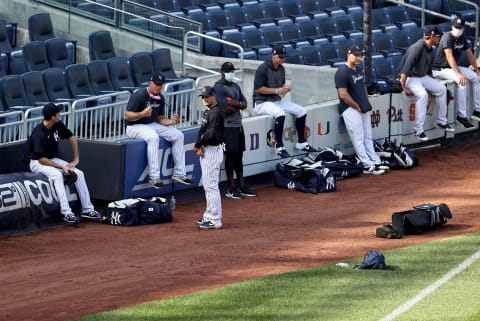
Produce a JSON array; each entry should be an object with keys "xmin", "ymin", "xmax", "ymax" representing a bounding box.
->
[
  {"xmin": 253, "ymin": 45, "xmax": 317, "ymax": 158},
  {"xmin": 28, "ymin": 103, "xmax": 102, "ymax": 224},
  {"xmin": 125, "ymin": 72, "xmax": 193, "ymax": 189}
]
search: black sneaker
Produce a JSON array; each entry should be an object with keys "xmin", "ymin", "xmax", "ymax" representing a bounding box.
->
[
  {"xmin": 149, "ymin": 178, "xmax": 164, "ymax": 189},
  {"xmin": 196, "ymin": 217, "xmax": 206, "ymax": 225},
  {"xmin": 295, "ymin": 142, "xmax": 318, "ymax": 152},
  {"xmin": 239, "ymin": 186, "xmax": 257, "ymax": 197},
  {"xmin": 435, "ymin": 123, "xmax": 455, "ymax": 132},
  {"xmin": 363, "ymin": 166, "xmax": 385, "ymax": 175},
  {"xmin": 472, "ymin": 110, "xmax": 480, "ymax": 121},
  {"xmin": 172, "ymin": 175, "xmax": 194, "ymax": 185},
  {"xmin": 225, "ymin": 187, "xmax": 244, "ymax": 199},
  {"xmin": 456, "ymin": 116, "xmax": 474, "ymax": 128},
  {"xmin": 64, "ymin": 213, "xmax": 80, "ymax": 224},
  {"xmin": 277, "ymin": 148, "xmax": 290, "ymax": 158},
  {"xmin": 81, "ymin": 210, "xmax": 102, "ymax": 220},
  {"xmin": 416, "ymin": 132, "xmax": 429, "ymax": 142},
  {"xmin": 375, "ymin": 162, "xmax": 390, "ymax": 172},
  {"xmin": 197, "ymin": 220, "xmax": 222, "ymax": 229}
]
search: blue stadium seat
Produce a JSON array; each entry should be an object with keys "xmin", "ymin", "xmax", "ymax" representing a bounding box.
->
[
  {"xmin": 279, "ymin": 0, "xmax": 310, "ymax": 22},
  {"xmin": 187, "ymin": 10, "xmax": 222, "ymax": 55},
  {"xmin": 221, "ymin": 29, "xmax": 257, "ymax": 60},
  {"xmin": 372, "ymin": 8, "xmax": 398, "ymax": 33},
  {"xmin": 318, "ymin": 0, "xmax": 345, "ymax": 17},
  {"xmin": 22, "ymin": 71, "xmax": 51, "ymax": 106},
  {"xmin": 313, "ymin": 16, "xmax": 346, "ymax": 42},
  {"xmin": 298, "ymin": 46, "xmax": 323, "ymax": 65},
  {"xmin": 45, "ymin": 38, "xmax": 74, "ymax": 69},
  {"xmin": 259, "ymin": 24, "xmax": 291, "ymax": 50},
  {"xmin": 284, "ymin": 49, "xmax": 304, "ymax": 65},
  {"xmin": 298, "ymin": 0, "xmax": 330, "ymax": 19},
  {"xmin": 335, "ymin": 0, "xmax": 362, "ymax": 14},
  {"xmin": 225, "ymin": 6, "xmax": 256, "ymax": 31},
  {"xmin": 333, "ymin": 14, "xmax": 363, "ymax": 40},
  {"xmin": 22, "ymin": 41, "xmax": 51, "ymax": 72},
  {"xmin": 242, "ymin": 28, "xmax": 273, "ymax": 61},
  {"xmin": 106, "ymin": 57, "xmax": 138, "ymax": 92},
  {"xmin": 315, "ymin": 42, "xmax": 344, "ymax": 67},
  {"xmin": 372, "ymin": 32, "xmax": 403, "ymax": 58},
  {"xmin": 385, "ymin": 5, "xmax": 418, "ymax": 31},
  {"xmin": 279, "ymin": 22, "xmax": 311, "ymax": 49},
  {"xmin": 297, "ymin": 19, "xmax": 329, "ymax": 46},
  {"xmin": 389, "ymin": 29, "xmax": 411, "ymax": 54}
]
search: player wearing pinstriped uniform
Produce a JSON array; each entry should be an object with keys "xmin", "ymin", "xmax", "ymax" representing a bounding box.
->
[
  {"xmin": 194, "ymin": 86, "xmax": 225, "ymax": 230},
  {"xmin": 253, "ymin": 44, "xmax": 317, "ymax": 158},
  {"xmin": 334, "ymin": 45, "xmax": 389, "ymax": 176},
  {"xmin": 399, "ymin": 25, "xmax": 454, "ymax": 142},
  {"xmin": 28, "ymin": 103, "xmax": 101, "ymax": 224},
  {"xmin": 125, "ymin": 72, "xmax": 193, "ymax": 189}
]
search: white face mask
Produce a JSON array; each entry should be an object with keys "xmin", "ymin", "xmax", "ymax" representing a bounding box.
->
[
  {"xmin": 452, "ymin": 27, "xmax": 463, "ymax": 37},
  {"xmin": 224, "ymin": 72, "xmax": 235, "ymax": 82}
]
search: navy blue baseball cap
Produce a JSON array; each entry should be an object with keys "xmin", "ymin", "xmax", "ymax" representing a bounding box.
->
[
  {"xmin": 272, "ymin": 45, "xmax": 287, "ymax": 58},
  {"xmin": 423, "ymin": 25, "xmax": 442, "ymax": 37},
  {"xmin": 453, "ymin": 16, "xmax": 466, "ymax": 28},
  {"xmin": 150, "ymin": 72, "xmax": 165, "ymax": 85},
  {"xmin": 199, "ymin": 86, "xmax": 215, "ymax": 97},
  {"xmin": 42, "ymin": 103, "xmax": 63, "ymax": 118}
]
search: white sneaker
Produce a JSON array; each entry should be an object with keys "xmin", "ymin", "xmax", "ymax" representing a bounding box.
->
[{"xmin": 363, "ymin": 166, "xmax": 385, "ymax": 175}]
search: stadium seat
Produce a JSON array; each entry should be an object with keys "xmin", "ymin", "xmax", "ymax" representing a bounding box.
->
[
  {"xmin": 314, "ymin": 16, "xmax": 346, "ymax": 42},
  {"xmin": 151, "ymin": 48, "xmax": 181, "ymax": 81},
  {"xmin": 298, "ymin": 0, "xmax": 329, "ymax": 19},
  {"xmin": 445, "ymin": 0, "xmax": 476, "ymax": 22},
  {"xmin": 22, "ymin": 71, "xmax": 51, "ymax": 106},
  {"xmin": 372, "ymin": 8, "xmax": 398, "ymax": 33},
  {"xmin": 316, "ymin": 42, "xmax": 344, "ymax": 67},
  {"xmin": 106, "ymin": 56, "xmax": 138, "ymax": 92},
  {"xmin": 298, "ymin": 46, "xmax": 323, "ymax": 65},
  {"xmin": 28, "ymin": 13, "xmax": 55, "ymax": 41},
  {"xmin": 0, "ymin": 74, "xmax": 39, "ymax": 117},
  {"xmin": 261, "ymin": 1, "xmax": 292, "ymax": 25},
  {"xmin": 333, "ymin": 14, "xmax": 363, "ymax": 40},
  {"xmin": 285, "ymin": 49, "xmax": 304, "ymax": 65},
  {"xmin": 407, "ymin": 27, "xmax": 425, "ymax": 43},
  {"xmin": 225, "ymin": 6, "xmax": 256, "ymax": 31},
  {"xmin": 42, "ymin": 67, "xmax": 75, "ymax": 102},
  {"xmin": 22, "ymin": 41, "xmax": 51, "ymax": 72},
  {"xmin": 0, "ymin": 20, "xmax": 13, "ymax": 53},
  {"xmin": 65, "ymin": 64, "xmax": 96, "ymax": 98},
  {"xmin": 279, "ymin": 22, "xmax": 311, "ymax": 49},
  {"xmin": 318, "ymin": 0, "xmax": 345, "ymax": 17},
  {"xmin": 279, "ymin": 0, "xmax": 310, "ymax": 22},
  {"xmin": 88, "ymin": 30, "xmax": 116, "ymax": 61},
  {"xmin": 259, "ymin": 25, "xmax": 292, "ymax": 51},
  {"xmin": 128, "ymin": 51, "xmax": 154, "ymax": 87},
  {"xmin": 245, "ymin": 3, "xmax": 274, "ymax": 28},
  {"xmin": 87, "ymin": 60, "xmax": 116, "ymax": 95},
  {"xmin": 333, "ymin": 38, "xmax": 355, "ymax": 58},
  {"xmin": 45, "ymin": 38, "xmax": 74, "ymax": 69},
  {"xmin": 389, "ymin": 29, "xmax": 412, "ymax": 54},
  {"xmin": 335, "ymin": 0, "xmax": 363, "ymax": 14},
  {"xmin": 207, "ymin": 10, "xmax": 236, "ymax": 33},
  {"xmin": 187, "ymin": 10, "xmax": 222, "ymax": 56},
  {"xmin": 221, "ymin": 29, "xmax": 257, "ymax": 59},
  {"xmin": 297, "ymin": 19, "xmax": 329, "ymax": 46},
  {"xmin": 372, "ymin": 32, "xmax": 403, "ymax": 58},
  {"xmin": 385, "ymin": 5, "xmax": 417, "ymax": 30},
  {"xmin": 242, "ymin": 28, "xmax": 273, "ymax": 61}
]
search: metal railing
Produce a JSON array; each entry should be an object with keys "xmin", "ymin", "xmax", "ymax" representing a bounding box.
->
[
  {"xmin": 387, "ymin": 0, "xmax": 479, "ymax": 56},
  {"xmin": 32, "ymin": 0, "xmax": 202, "ymax": 50},
  {"xmin": 0, "ymin": 85, "xmax": 204, "ymax": 144}
]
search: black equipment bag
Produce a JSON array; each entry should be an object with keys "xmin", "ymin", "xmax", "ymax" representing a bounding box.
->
[
  {"xmin": 103, "ymin": 197, "xmax": 172, "ymax": 226},
  {"xmin": 392, "ymin": 203, "xmax": 452, "ymax": 235},
  {"xmin": 274, "ymin": 162, "xmax": 336, "ymax": 193}
]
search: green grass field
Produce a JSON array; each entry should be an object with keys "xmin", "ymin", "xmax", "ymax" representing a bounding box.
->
[{"xmin": 72, "ymin": 232, "xmax": 480, "ymax": 321}]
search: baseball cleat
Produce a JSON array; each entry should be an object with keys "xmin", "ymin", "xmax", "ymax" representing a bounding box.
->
[
  {"xmin": 172, "ymin": 175, "xmax": 194, "ymax": 185},
  {"xmin": 149, "ymin": 178, "xmax": 164, "ymax": 189},
  {"xmin": 363, "ymin": 166, "xmax": 385, "ymax": 175},
  {"xmin": 456, "ymin": 116, "xmax": 474, "ymax": 128},
  {"xmin": 415, "ymin": 132, "xmax": 429, "ymax": 142},
  {"xmin": 239, "ymin": 186, "xmax": 257, "ymax": 197},
  {"xmin": 197, "ymin": 220, "xmax": 223, "ymax": 229},
  {"xmin": 276, "ymin": 147, "xmax": 290, "ymax": 158},
  {"xmin": 225, "ymin": 188, "xmax": 244, "ymax": 199},
  {"xmin": 434, "ymin": 123, "xmax": 455, "ymax": 132},
  {"xmin": 471, "ymin": 110, "xmax": 480, "ymax": 121},
  {"xmin": 64, "ymin": 213, "xmax": 80, "ymax": 224},
  {"xmin": 295, "ymin": 142, "xmax": 318, "ymax": 152},
  {"xmin": 81, "ymin": 210, "xmax": 102, "ymax": 220}
]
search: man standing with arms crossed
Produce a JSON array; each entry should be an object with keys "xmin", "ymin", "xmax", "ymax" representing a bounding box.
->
[
  {"xmin": 399, "ymin": 26, "xmax": 454, "ymax": 141},
  {"xmin": 432, "ymin": 16, "xmax": 480, "ymax": 128},
  {"xmin": 194, "ymin": 86, "xmax": 225, "ymax": 230},
  {"xmin": 125, "ymin": 72, "xmax": 193, "ymax": 188},
  {"xmin": 334, "ymin": 45, "xmax": 389, "ymax": 175},
  {"xmin": 253, "ymin": 45, "xmax": 317, "ymax": 158},
  {"xmin": 214, "ymin": 62, "xmax": 257, "ymax": 199}
]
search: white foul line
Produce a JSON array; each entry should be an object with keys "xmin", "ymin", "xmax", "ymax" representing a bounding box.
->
[{"xmin": 379, "ymin": 249, "xmax": 480, "ymax": 321}]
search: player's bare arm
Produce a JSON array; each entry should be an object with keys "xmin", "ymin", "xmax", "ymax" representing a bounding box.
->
[
  {"xmin": 337, "ymin": 87, "xmax": 361, "ymax": 112},
  {"xmin": 125, "ymin": 107, "xmax": 152, "ymax": 121},
  {"xmin": 68, "ymin": 136, "xmax": 79, "ymax": 169},
  {"xmin": 255, "ymin": 85, "xmax": 289, "ymax": 96},
  {"xmin": 158, "ymin": 114, "xmax": 179, "ymax": 126}
]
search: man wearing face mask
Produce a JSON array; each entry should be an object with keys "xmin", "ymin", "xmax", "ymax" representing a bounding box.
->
[
  {"xmin": 214, "ymin": 62, "xmax": 257, "ymax": 199},
  {"xmin": 432, "ymin": 16, "xmax": 480, "ymax": 128},
  {"xmin": 125, "ymin": 72, "xmax": 193, "ymax": 189},
  {"xmin": 399, "ymin": 25, "xmax": 453, "ymax": 142}
]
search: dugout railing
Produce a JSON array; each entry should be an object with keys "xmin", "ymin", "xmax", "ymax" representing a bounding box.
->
[{"xmin": 0, "ymin": 80, "xmax": 198, "ymax": 144}]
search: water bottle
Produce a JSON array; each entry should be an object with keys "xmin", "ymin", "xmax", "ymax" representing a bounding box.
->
[{"xmin": 170, "ymin": 195, "xmax": 176, "ymax": 210}]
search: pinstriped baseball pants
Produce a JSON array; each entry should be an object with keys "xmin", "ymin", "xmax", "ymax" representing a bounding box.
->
[
  {"xmin": 200, "ymin": 145, "xmax": 224, "ymax": 225},
  {"xmin": 30, "ymin": 159, "xmax": 94, "ymax": 215},
  {"xmin": 126, "ymin": 123, "xmax": 186, "ymax": 180}
]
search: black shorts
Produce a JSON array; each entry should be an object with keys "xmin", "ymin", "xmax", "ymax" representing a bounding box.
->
[{"xmin": 224, "ymin": 126, "xmax": 245, "ymax": 154}]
